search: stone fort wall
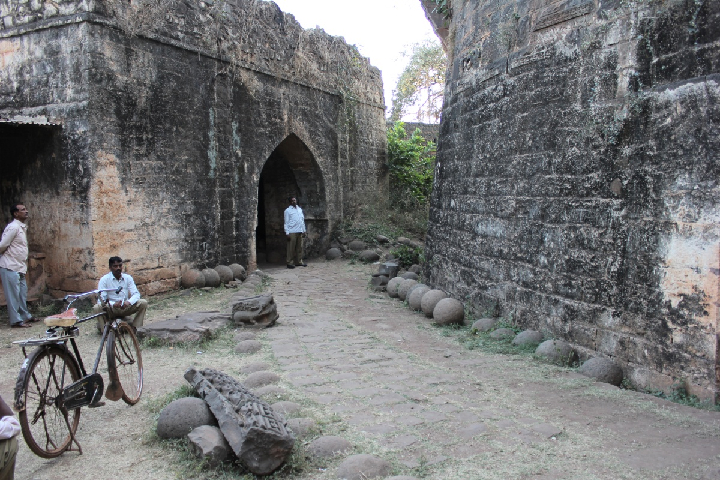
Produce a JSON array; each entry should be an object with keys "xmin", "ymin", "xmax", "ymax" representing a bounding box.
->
[
  {"xmin": 423, "ymin": 0, "xmax": 719, "ymax": 398},
  {"xmin": 0, "ymin": 0, "xmax": 387, "ymax": 295}
]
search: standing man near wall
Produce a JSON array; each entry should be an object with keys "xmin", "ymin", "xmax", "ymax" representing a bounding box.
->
[
  {"xmin": 284, "ymin": 196, "xmax": 307, "ymax": 269},
  {"xmin": 0, "ymin": 204, "xmax": 38, "ymax": 328}
]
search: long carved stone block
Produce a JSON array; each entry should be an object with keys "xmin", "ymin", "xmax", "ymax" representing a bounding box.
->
[
  {"xmin": 230, "ymin": 294, "xmax": 279, "ymax": 328},
  {"xmin": 184, "ymin": 367, "xmax": 294, "ymax": 475}
]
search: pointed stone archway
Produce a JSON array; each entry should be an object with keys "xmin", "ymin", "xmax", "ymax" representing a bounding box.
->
[{"xmin": 256, "ymin": 134, "xmax": 327, "ymax": 265}]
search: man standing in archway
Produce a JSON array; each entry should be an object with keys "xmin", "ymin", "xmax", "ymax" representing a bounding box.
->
[
  {"xmin": 284, "ymin": 196, "xmax": 307, "ymax": 269},
  {"xmin": 0, "ymin": 203, "xmax": 38, "ymax": 328}
]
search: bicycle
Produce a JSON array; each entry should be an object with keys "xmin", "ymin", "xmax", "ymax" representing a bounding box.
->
[{"xmin": 11, "ymin": 287, "xmax": 143, "ymax": 458}]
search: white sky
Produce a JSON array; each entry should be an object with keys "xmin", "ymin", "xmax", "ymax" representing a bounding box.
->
[{"xmin": 268, "ymin": 0, "xmax": 437, "ymax": 115}]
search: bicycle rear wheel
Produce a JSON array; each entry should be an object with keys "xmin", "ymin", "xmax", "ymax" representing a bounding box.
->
[
  {"xmin": 107, "ymin": 322, "xmax": 143, "ymax": 405},
  {"xmin": 17, "ymin": 346, "xmax": 81, "ymax": 458}
]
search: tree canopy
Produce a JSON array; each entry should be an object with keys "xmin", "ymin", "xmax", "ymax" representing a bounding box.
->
[{"xmin": 390, "ymin": 40, "xmax": 447, "ymax": 123}]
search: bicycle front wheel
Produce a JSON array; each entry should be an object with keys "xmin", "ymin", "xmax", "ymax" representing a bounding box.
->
[
  {"xmin": 107, "ymin": 322, "xmax": 143, "ymax": 405},
  {"xmin": 17, "ymin": 346, "xmax": 81, "ymax": 458}
]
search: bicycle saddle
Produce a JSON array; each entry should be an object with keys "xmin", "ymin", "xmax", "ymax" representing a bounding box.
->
[{"xmin": 45, "ymin": 308, "xmax": 79, "ymax": 327}]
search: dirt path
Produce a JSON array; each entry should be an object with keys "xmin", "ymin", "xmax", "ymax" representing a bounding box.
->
[{"xmin": 1, "ymin": 260, "xmax": 719, "ymax": 479}]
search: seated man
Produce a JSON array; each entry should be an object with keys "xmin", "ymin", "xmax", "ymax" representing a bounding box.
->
[
  {"xmin": 0, "ymin": 394, "xmax": 20, "ymax": 480},
  {"xmin": 94, "ymin": 256, "xmax": 147, "ymax": 333}
]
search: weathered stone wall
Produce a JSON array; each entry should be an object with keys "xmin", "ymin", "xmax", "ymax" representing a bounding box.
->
[
  {"xmin": 0, "ymin": 0, "xmax": 387, "ymax": 295},
  {"xmin": 423, "ymin": 0, "xmax": 719, "ymax": 398}
]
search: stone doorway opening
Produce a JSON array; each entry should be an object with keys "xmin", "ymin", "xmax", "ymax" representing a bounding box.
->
[{"xmin": 256, "ymin": 134, "xmax": 327, "ymax": 265}]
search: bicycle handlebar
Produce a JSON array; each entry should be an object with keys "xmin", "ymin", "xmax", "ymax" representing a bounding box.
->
[{"xmin": 64, "ymin": 287, "xmax": 123, "ymax": 310}]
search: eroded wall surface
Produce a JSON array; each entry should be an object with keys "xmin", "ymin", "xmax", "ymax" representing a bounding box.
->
[
  {"xmin": 423, "ymin": 0, "xmax": 719, "ymax": 397},
  {"xmin": 0, "ymin": 0, "xmax": 387, "ymax": 295}
]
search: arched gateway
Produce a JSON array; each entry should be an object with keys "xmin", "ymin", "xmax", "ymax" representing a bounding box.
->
[{"xmin": 256, "ymin": 134, "xmax": 327, "ymax": 266}]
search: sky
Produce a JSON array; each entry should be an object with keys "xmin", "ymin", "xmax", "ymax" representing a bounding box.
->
[{"xmin": 269, "ymin": 0, "xmax": 438, "ymax": 115}]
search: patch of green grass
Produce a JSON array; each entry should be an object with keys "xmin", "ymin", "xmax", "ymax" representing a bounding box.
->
[{"xmin": 647, "ymin": 380, "xmax": 720, "ymax": 412}]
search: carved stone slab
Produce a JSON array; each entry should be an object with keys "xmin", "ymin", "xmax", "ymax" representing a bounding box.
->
[
  {"xmin": 184, "ymin": 367, "xmax": 294, "ymax": 475},
  {"xmin": 230, "ymin": 294, "xmax": 279, "ymax": 328}
]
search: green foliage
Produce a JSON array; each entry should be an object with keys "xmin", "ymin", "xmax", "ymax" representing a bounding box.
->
[
  {"xmin": 391, "ymin": 244, "xmax": 423, "ymax": 268},
  {"xmin": 387, "ymin": 121, "xmax": 435, "ymax": 208},
  {"xmin": 338, "ymin": 218, "xmax": 402, "ymax": 245},
  {"xmin": 431, "ymin": 0, "xmax": 451, "ymax": 18},
  {"xmin": 146, "ymin": 383, "xmax": 199, "ymax": 416},
  {"xmin": 390, "ymin": 40, "xmax": 447, "ymax": 123},
  {"xmin": 648, "ymin": 379, "xmax": 720, "ymax": 411}
]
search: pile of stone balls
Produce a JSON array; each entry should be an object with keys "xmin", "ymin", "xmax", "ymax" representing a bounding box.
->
[
  {"xmin": 181, "ymin": 264, "xmax": 247, "ymax": 289},
  {"xmin": 372, "ymin": 262, "xmax": 465, "ymax": 326}
]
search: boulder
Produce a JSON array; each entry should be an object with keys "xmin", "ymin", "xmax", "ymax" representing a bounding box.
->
[
  {"xmin": 421, "ymin": 290, "xmax": 447, "ymax": 318},
  {"xmin": 286, "ymin": 418, "xmax": 316, "ymax": 439},
  {"xmin": 326, "ymin": 248, "xmax": 343, "ymax": 260},
  {"xmin": 270, "ymin": 401, "xmax": 301, "ymax": 416},
  {"xmin": 378, "ymin": 262, "xmax": 399, "ymax": 278},
  {"xmin": 397, "ymin": 236, "xmax": 412, "ymax": 246},
  {"xmin": 157, "ymin": 397, "xmax": 215, "ymax": 439},
  {"xmin": 535, "ymin": 340, "xmax": 579, "ymax": 366},
  {"xmin": 244, "ymin": 371, "xmax": 280, "ymax": 389},
  {"xmin": 359, "ymin": 250, "xmax": 380, "ymax": 263},
  {"xmin": 214, "ymin": 265, "xmax": 234, "ymax": 284},
  {"xmin": 187, "ymin": 425, "xmax": 230, "ymax": 468},
  {"xmin": 408, "ymin": 285, "xmax": 431, "ymax": 311},
  {"xmin": 489, "ymin": 328, "xmax": 515, "ymax": 339},
  {"xmin": 136, "ymin": 311, "xmax": 230, "ymax": 344},
  {"xmin": 231, "ymin": 294, "xmax": 279, "ymax": 328},
  {"xmin": 397, "ymin": 279, "xmax": 418, "ymax": 301},
  {"xmin": 181, "ymin": 269, "xmax": 205, "ymax": 289},
  {"xmin": 235, "ymin": 340, "xmax": 262, "ymax": 354},
  {"xmin": 408, "ymin": 264, "xmax": 422, "ymax": 274},
  {"xmin": 307, "ymin": 436, "xmax": 352, "ymax": 459},
  {"xmin": 400, "ymin": 271, "xmax": 419, "ymax": 281},
  {"xmin": 229, "ymin": 263, "xmax": 247, "ymax": 281},
  {"xmin": 336, "ymin": 454, "xmax": 391, "ymax": 480},
  {"xmin": 579, "ymin": 357, "xmax": 624, "ymax": 386},
  {"xmin": 376, "ymin": 235, "xmax": 390, "ymax": 244},
  {"xmin": 240, "ymin": 362, "xmax": 269, "ymax": 374},
  {"xmin": 202, "ymin": 268, "xmax": 221, "ymax": 288},
  {"xmin": 433, "ymin": 298, "xmax": 464, "ymax": 326},
  {"xmin": 387, "ymin": 277, "xmax": 403, "ymax": 298},
  {"xmin": 472, "ymin": 318, "xmax": 498, "ymax": 332},
  {"xmin": 512, "ymin": 330, "xmax": 543, "ymax": 347},
  {"xmin": 348, "ymin": 239, "xmax": 366, "ymax": 251}
]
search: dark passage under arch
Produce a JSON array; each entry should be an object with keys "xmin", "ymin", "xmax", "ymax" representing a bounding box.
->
[{"xmin": 256, "ymin": 134, "xmax": 327, "ymax": 265}]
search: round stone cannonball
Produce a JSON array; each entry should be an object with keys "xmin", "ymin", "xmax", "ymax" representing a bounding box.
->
[
  {"xmin": 307, "ymin": 435, "xmax": 352, "ymax": 459},
  {"xmin": 387, "ymin": 277, "xmax": 403, "ymax": 298},
  {"xmin": 408, "ymin": 285, "xmax": 431, "ymax": 311},
  {"xmin": 234, "ymin": 340, "xmax": 262, "ymax": 354},
  {"xmin": 397, "ymin": 279, "xmax": 418, "ymax": 301},
  {"xmin": 157, "ymin": 397, "xmax": 215, "ymax": 439},
  {"xmin": 359, "ymin": 250, "xmax": 381, "ymax": 263},
  {"xmin": 490, "ymin": 327, "xmax": 515, "ymax": 339},
  {"xmin": 421, "ymin": 289, "xmax": 447, "ymax": 318},
  {"xmin": 181, "ymin": 269, "xmax": 205, "ymax": 289},
  {"xmin": 579, "ymin": 357, "xmax": 624, "ymax": 386},
  {"xmin": 286, "ymin": 418, "xmax": 317, "ymax": 439},
  {"xmin": 535, "ymin": 340, "xmax": 579, "ymax": 366},
  {"xmin": 433, "ymin": 298, "xmax": 464, "ymax": 325},
  {"xmin": 512, "ymin": 330, "xmax": 543, "ymax": 346},
  {"xmin": 271, "ymin": 401, "xmax": 301, "ymax": 416},
  {"xmin": 400, "ymin": 272, "xmax": 419, "ymax": 281},
  {"xmin": 244, "ymin": 371, "xmax": 280, "ymax": 389},
  {"xmin": 326, "ymin": 248, "xmax": 342, "ymax": 260},
  {"xmin": 229, "ymin": 263, "xmax": 246, "ymax": 281},
  {"xmin": 336, "ymin": 454, "xmax": 391, "ymax": 480},
  {"xmin": 201, "ymin": 268, "xmax": 221, "ymax": 288},
  {"xmin": 214, "ymin": 265, "xmax": 234, "ymax": 284},
  {"xmin": 348, "ymin": 239, "xmax": 366, "ymax": 251},
  {"xmin": 472, "ymin": 317, "xmax": 498, "ymax": 332}
]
